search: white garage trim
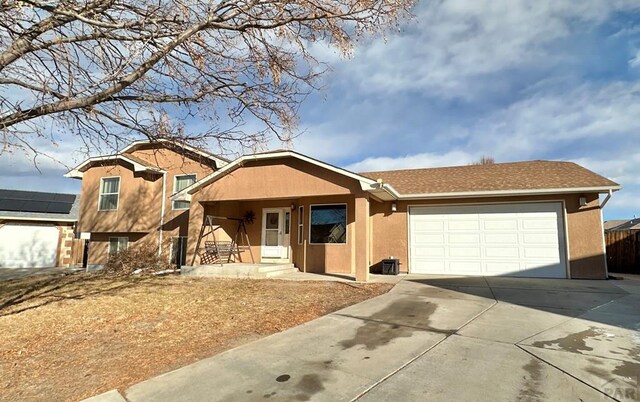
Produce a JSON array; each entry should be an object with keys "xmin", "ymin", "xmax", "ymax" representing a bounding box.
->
[{"xmin": 407, "ymin": 200, "xmax": 570, "ymax": 278}]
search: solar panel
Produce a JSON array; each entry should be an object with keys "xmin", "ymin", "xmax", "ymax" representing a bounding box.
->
[{"xmin": 0, "ymin": 189, "xmax": 77, "ymax": 214}]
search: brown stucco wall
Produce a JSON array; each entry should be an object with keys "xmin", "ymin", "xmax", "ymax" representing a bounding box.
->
[
  {"xmin": 78, "ymin": 145, "xmax": 217, "ymax": 266},
  {"xmin": 186, "ymin": 155, "xmax": 608, "ymax": 280},
  {"xmin": 186, "ymin": 157, "xmax": 369, "ymax": 273},
  {"xmin": 370, "ymin": 193, "xmax": 607, "ymax": 279},
  {"xmin": 87, "ymin": 232, "xmax": 149, "ymax": 266},
  {"xmin": 188, "ymin": 195, "xmax": 358, "ymax": 274},
  {"xmin": 194, "ymin": 158, "xmax": 362, "ymax": 201}
]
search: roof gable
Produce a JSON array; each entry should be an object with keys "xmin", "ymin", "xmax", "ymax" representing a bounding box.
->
[
  {"xmin": 120, "ymin": 140, "xmax": 229, "ymax": 168},
  {"xmin": 65, "ymin": 140, "xmax": 228, "ymax": 179},
  {"xmin": 176, "ymin": 150, "xmax": 388, "ymax": 201}
]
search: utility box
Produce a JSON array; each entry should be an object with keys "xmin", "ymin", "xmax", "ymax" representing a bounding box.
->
[{"xmin": 381, "ymin": 258, "xmax": 400, "ymax": 275}]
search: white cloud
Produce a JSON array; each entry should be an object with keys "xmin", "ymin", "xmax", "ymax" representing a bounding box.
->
[
  {"xmin": 338, "ymin": 0, "xmax": 640, "ymax": 99},
  {"xmin": 629, "ymin": 49, "xmax": 640, "ymax": 69},
  {"xmin": 458, "ymin": 82, "xmax": 640, "ymax": 159},
  {"xmin": 344, "ymin": 150, "xmax": 475, "ymax": 172},
  {"xmin": 293, "ymin": 124, "xmax": 368, "ymax": 162}
]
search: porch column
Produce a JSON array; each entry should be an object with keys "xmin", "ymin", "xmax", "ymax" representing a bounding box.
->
[
  {"xmin": 187, "ymin": 199, "xmax": 205, "ymax": 266},
  {"xmin": 354, "ymin": 195, "xmax": 371, "ymax": 282}
]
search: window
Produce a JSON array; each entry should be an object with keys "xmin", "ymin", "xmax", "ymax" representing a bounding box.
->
[
  {"xmin": 310, "ymin": 204, "xmax": 347, "ymax": 244},
  {"xmin": 171, "ymin": 237, "xmax": 188, "ymax": 266},
  {"xmin": 297, "ymin": 206, "xmax": 304, "ymax": 245},
  {"xmin": 109, "ymin": 237, "xmax": 128, "ymax": 256},
  {"xmin": 99, "ymin": 177, "xmax": 120, "ymax": 211},
  {"xmin": 173, "ymin": 174, "xmax": 196, "ymax": 210}
]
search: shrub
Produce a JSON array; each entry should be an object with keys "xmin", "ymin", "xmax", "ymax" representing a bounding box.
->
[{"xmin": 102, "ymin": 243, "xmax": 174, "ymax": 276}]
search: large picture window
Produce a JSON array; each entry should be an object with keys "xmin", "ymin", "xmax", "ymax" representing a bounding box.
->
[
  {"xmin": 99, "ymin": 177, "xmax": 120, "ymax": 211},
  {"xmin": 310, "ymin": 204, "xmax": 347, "ymax": 244},
  {"xmin": 173, "ymin": 174, "xmax": 196, "ymax": 210}
]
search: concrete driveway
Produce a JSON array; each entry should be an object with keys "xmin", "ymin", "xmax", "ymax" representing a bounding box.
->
[{"xmin": 97, "ymin": 275, "xmax": 640, "ymax": 402}]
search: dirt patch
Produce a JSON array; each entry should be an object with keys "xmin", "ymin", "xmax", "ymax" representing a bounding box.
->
[{"xmin": 0, "ymin": 273, "xmax": 392, "ymax": 402}]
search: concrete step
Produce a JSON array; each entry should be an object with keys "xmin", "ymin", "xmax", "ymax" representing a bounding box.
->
[
  {"xmin": 181, "ymin": 263, "xmax": 298, "ymax": 279},
  {"xmin": 257, "ymin": 263, "xmax": 295, "ymax": 274},
  {"xmin": 260, "ymin": 267, "xmax": 299, "ymax": 278}
]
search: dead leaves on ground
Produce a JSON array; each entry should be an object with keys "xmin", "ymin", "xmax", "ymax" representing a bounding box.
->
[{"xmin": 0, "ymin": 274, "xmax": 392, "ymax": 402}]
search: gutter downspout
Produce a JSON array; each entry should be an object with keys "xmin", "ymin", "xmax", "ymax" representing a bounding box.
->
[
  {"xmin": 159, "ymin": 172, "xmax": 167, "ymax": 256},
  {"xmin": 601, "ymin": 189, "xmax": 613, "ymax": 208}
]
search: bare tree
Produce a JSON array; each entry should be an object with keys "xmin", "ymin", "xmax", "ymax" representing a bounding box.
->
[
  {"xmin": 0, "ymin": 0, "xmax": 413, "ymax": 160},
  {"xmin": 471, "ymin": 156, "xmax": 495, "ymax": 165}
]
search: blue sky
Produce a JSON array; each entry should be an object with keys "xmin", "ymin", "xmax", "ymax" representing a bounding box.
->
[{"xmin": 2, "ymin": 0, "xmax": 640, "ymax": 220}]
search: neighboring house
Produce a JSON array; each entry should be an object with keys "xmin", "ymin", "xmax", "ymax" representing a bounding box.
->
[
  {"xmin": 174, "ymin": 151, "xmax": 620, "ymax": 281},
  {"xmin": 0, "ymin": 189, "xmax": 79, "ymax": 268},
  {"xmin": 65, "ymin": 140, "xmax": 228, "ymax": 268},
  {"xmin": 604, "ymin": 219, "xmax": 640, "ymax": 232}
]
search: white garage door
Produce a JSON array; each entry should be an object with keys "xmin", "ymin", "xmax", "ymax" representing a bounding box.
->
[
  {"xmin": 409, "ymin": 203, "xmax": 567, "ymax": 278},
  {"xmin": 0, "ymin": 224, "xmax": 59, "ymax": 268}
]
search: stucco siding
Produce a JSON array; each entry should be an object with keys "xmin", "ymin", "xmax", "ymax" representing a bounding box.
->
[
  {"xmin": 195, "ymin": 159, "xmax": 363, "ymax": 201},
  {"xmin": 78, "ymin": 146, "xmax": 217, "ymax": 267},
  {"xmin": 370, "ymin": 193, "xmax": 607, "ymax": 279},
  {"xmin": 187, "ymin": 195, "xmax": 357, "ymax": 274}
]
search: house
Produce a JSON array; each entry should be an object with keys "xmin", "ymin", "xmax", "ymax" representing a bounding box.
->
[
  {"xmin": 604, "ymin": 219, "xmax": 640, "ymax": 232},
  {"xmin": 0, "ymin": 189, "xmax": 79, "ymax": 268},
  {"xmin": 65, "ymin": 140, "xmax": 228, "ymax": 269},
  {"xmin": 174, "ymin": 150, "xmax": 620, "ymax": 281}
]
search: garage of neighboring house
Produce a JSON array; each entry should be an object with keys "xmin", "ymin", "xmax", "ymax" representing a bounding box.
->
[
  {"xmin": 408, "ymin": 202, "xmax": 567, "ymax": 278},
  {"xmin": 0, "ymin": 189, "xmax": 80, "ymax": 268}
]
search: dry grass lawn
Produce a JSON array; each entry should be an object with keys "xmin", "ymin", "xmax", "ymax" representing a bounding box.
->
[{"xmin": 0, "ymin": 272, "xmax": 392, "ymax": 402}]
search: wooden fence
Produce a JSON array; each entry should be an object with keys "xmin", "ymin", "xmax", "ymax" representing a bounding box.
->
[
  {"xmin": 605, "ymin": 230, "xmax": 640, "ymax": 274},
  {"xmin": 70, "ymin": 239, "xmax": 86, "ymax": 267}
]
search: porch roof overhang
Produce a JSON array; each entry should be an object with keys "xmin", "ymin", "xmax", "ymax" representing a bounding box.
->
[{"xmin": 171, "ymin": 150, "xmax": 400, "ymax": 202}]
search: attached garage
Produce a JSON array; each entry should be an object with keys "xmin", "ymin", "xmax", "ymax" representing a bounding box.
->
[
  {"xmin": 0, "ymin": 224, "xmax": 60, "ymax": 268},
  {"xmin": 0, "ymin": 189, "xmax": 80, "ymax": 269},
  {"xmin": 409, "ymin": 202, "xmax": 568, "ymax": 278}
]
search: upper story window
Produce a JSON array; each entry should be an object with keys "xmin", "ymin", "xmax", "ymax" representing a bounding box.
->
[
  {"xmin": 98, "ymin": 177, "xmax": 120, "ymax": 211},
  {"xmin": 310, "ymin": 204, "xmax": 347, "ymax": 244},
  {"xmin": 173, "ymin": 174, "xmax": 196, "ymax": 210}
]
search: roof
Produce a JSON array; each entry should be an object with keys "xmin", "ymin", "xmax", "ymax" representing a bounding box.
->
[
  {"xmin": 120, "ymin": 139, "xmax": 230, "ymax": 166},
  {"xmin": 359, "ymin": 160, "xmax": 620, "ymax": 198},
  {"xmin": 173, "ymin": 154, "xmax": 620, "ymax": 203},
  {"xmin": 0, "ymin": 189, "xmax": 80, "ymax": 222},
  {"xmin": 65, "ymin": 139, "xmax": 230, "ymax": 179},
  {"xmin": 64, "ymin": 154, "xmax": 164, "ymax": 179},
  {"xmin": 604, "ymin": 219, "xmax": 640, "ymax": 231},
  {"xmin": 173, "ymin": 150, "xmax": 396, "ymax": 202}
]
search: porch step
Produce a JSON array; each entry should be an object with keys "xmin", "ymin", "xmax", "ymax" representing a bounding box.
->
[{"xmin": 181, "ymin": 263, "xmax": 298, "ymax": 279}]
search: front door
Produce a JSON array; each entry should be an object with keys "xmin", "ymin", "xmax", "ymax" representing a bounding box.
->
[{"xmin": 261, "ymin": 208, "xmax": 290, "ymax": 260}]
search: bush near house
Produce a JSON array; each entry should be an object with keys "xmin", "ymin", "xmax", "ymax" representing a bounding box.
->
[{"xmin": 102, "ymin": 244, "xmax": 174, "ymax": 276}]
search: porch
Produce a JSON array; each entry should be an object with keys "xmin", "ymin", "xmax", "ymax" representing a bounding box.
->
[
  {"xmin": 188, "ymin": 195, "xmax": 365, "ymax": 276},
  {"xmin": 181, "ymin": 262, "xmax": 297, "ymax": 279}
]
